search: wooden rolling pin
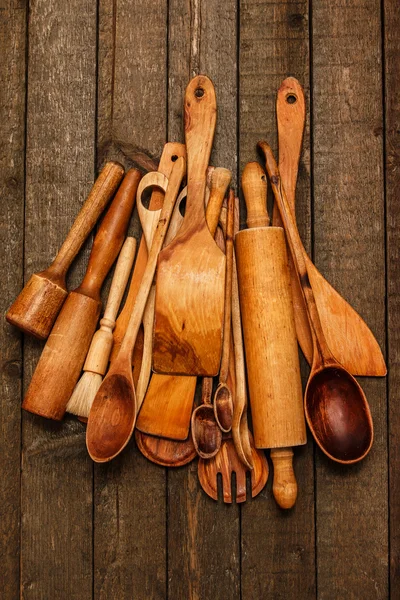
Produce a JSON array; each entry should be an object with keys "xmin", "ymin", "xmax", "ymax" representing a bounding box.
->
[
  {"xmin": 7, "ymin": 161, "xmax": 125, "ymax": 339},
  {"xmin": 22, "ymin": 169, "xmax": 141, "ymax": 420},
  {"xmin": 235, "ymin": 162, "xmax": 306, "ymax": 509}
]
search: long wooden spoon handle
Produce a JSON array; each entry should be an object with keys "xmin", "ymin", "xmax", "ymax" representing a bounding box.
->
[
  {"xmin": 183, "ymin": 75, "xmax": 217, "ymax": 228},
  {"xmin": 46, "ymin": 161, "xmax": 125, "ymax": 280},
  {"xmin": 241, "ymin": 162, "xmax": 269, "ymax": 228},
  {"xmin": 219, "ymin": 190, "xmax": 235, "ymax": 383},
  {"xmin": 83, "ymin": 237, "xmax": 137, "ymax": 375},
  {"xmin": 258, "ymin": 142, "xmax": 333, "ymax": 362},
  {"xmin": 74, "ymin": 169, "xmax": 141, "ymax": 301},
  {"xmin": 119, "ymin": 157, "xmax": 186, "ymax": 358},
  {"xmin": 274, "ymin": 77, "xmax": 306, "ymax": 225},
  {"xmin": 111, "ymin": 142, "xmax": 186, "ymax": 359},
  {"xmin": 270, "ymin": 448, "xmax": 297, "ymax": 509}
]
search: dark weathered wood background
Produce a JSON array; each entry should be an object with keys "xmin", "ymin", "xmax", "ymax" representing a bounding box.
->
[{"xmin": 1, "ymin": 0, "xmax": 398, "ymax": 598}]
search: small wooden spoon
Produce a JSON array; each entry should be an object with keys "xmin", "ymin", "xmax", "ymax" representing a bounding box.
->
[
  {"xmin": 213, "ymin": 190, "xmax": 235, "ymax": 433},
  {"xmin": 259, "ymin": 142, "xmax": 374, "ymax": 464},
  {"xmin": 86, "ymin": 158, "xmax": 186, "ymax": 462},
  {"xmin": 191, "ymin": 377, "xmax": 222, "ymax": 459}
]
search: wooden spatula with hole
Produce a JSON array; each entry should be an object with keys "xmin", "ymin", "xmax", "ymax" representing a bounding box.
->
[
  {"xmin": 275, "ymin": 77, "xmax": 386, "ymax": 376},
  {"xmin": 153, "ymin": 75, "xmax": 226, "ymax": 376}
]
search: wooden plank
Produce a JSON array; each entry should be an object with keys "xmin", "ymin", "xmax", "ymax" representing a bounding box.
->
[
  {"xmin": 0, "ymin": 2, "xmax": 26, "ymax": 598},
  {"xmin": 311, "ymin": 1, "xmax": 388, "ymax": 598},
  {"xmin": 93, "ymin": 1, "xmax": 168, "ymax": 598},
  {"xmin": 21, "ymin": 1, "xmax": 97, "ymax": 598},
  {"xmin": 167, "ymin": 1, "xmax": 240, "ymax": 598},
  {"xmin": 239, "ymin": 1, "xmax": 316, "ymax": 598},
  {"xmin": 384, "ymin": 0, "xmax": 400, "ymax": 594}
]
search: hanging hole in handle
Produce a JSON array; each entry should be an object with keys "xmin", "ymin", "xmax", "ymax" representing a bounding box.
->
[
  {"xmin": 178, "ymin": 197, "xmax": 187, "ymax": 217},
  {"xmin": 261, "ymin": 174, "xmax": 267, "ymax": 182},
  {"xmin": 195, "ymin": 87, "xmax": 205, "ymax": 99},
  {"xmin": 286, "ymin": 94, "xmax": 297, "ymax": 104},
  {"xmin": 171, "ymin": 154, "xmax": 178, "ymax": 162}
]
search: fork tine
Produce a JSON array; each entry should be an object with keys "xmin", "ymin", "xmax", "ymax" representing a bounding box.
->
[{"xmin": 234, "ymin": 465, "xmax": 247, "ymax": 503}]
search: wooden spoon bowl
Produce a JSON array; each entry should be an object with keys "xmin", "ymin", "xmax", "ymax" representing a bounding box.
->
[
  {"xmin": 213, "ymin": 383, "xmax": 233, "ymax": 433},
  {"xmin": 87, "ymin": 372, "xmax": 135, "ymax": 462},
  {"xmin": 305, "ymin": 366, "xmax": 373, "ymax": 463}
]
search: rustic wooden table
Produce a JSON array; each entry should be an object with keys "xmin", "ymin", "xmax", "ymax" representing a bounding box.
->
[{"xmin": 2, "ymin": 1, "xmax": 398, "ymax": 598}]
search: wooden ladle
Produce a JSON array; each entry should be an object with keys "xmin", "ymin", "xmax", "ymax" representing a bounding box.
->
[
  {"xmin": 259, "ymin": 142, "xmax": 373, "ymax": 464},
  {"xmin": 86, "ymin": 157, "xmax": 186, "ymax": 462},
  {"xmin": 191, "ymin": 377, "xmax": 222, "ymax": 459}
]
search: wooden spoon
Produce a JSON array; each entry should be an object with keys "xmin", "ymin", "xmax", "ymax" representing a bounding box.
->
[
  {"xmin": 259, "ymin": 142, "xmax": 374, "ymax": 464},
  {"xmin": 86, "ymin": 158, "xmax": 186, "ymax": 462},
  {"xmin": 191, "ymin": 377, "xmax": 222, "ymax": 459},
  {"xmin": 213, "ymin": 190, "xmax": 235, "ymax": 433},
  {"xmin": 153, "ymin": 75, "xmax": 226, "ymax": 376},
  {"xmin": 275, "ymin": 77, "xmax": 386, "ymax": 377}
]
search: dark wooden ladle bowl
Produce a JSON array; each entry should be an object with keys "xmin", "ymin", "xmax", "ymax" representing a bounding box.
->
[
  {"xmin": 260, "ymin": 141, "xmax": 374, "ymax": 464},
  {"xmin": 191, "ymin": 377, "xmax": 222, "ymax": 459}
]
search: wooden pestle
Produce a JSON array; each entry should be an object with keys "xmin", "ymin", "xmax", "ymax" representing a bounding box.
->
[
  {"xmin": 7, "ymin": 161, "xmax": 125, "ymax": 339},
  {"xmin": 235, "ymin": 162, "xmax": 306, "ymax": 509},
  {"xmin": 22, "ymin": 168, "xmax": 141, "ymax": 420}
]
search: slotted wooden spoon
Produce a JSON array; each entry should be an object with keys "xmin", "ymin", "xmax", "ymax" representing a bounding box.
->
[
  {"xmin": 153, "ymin": 75, "xmax": 226, "ymax": 376},
  {"xmin": 276, "ymin": 77, "xmax": 386, "ymax": 376}
]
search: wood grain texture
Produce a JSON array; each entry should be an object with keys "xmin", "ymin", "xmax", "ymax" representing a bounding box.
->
[
  {"xmin": 93, "ymin": 0, "xmax": 168, "ymax": 597},
  {"xmin": 311, "ymin": 0, "xmax": 388, "ymax": 597},
  {"xmin": 0, "ymin": 2, "xmax": 26, "ymax": 598},
  {"xmin": 239, "ymin": 1, "xmax": 316, "ymax": 598},
  {"xmin": 21, "ymin": 0, "xmax": 96, "ymax": 598},
  {"xmin": 167, "ymin": 1, "xmax": 240, "ymax": 598},
  {"xmin": 384, "ymin": 0, "xmax": 400, "ymax": 593}
]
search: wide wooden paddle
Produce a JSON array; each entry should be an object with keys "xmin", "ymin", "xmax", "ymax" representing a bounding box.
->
[
  {"xmin": 7, "ymin": 161, "xmax": 124, "ymax": 340},
  {"xmin": 153, "ymin": 75, "xmax": 226, "ymax": 376},
  {"xmin": 136, "ymin": 167, "xmax": 231, "ymax": 440},
  {"xmin": 86, "ymin": 158, "xmax": 185, "ymax": 463},
  {"xmin": 276, "ymin": 77, "xmax": 386, "ymax": 376},
  {"xmin": 22, "ymin": 169, "xmax": 141, "ymax": 420},
  {"xmin": 111, "ymin": 142, "xmax": 186, "ymax": 361}
]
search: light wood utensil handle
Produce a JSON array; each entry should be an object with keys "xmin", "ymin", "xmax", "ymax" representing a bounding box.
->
[
  {"xmin": 273, "ymin": 77, "xmax": 306, "ymax": 226},
  {"xmin": 118, "ymin": 157, "xmax": 186, "ymax": 360},
  {"xmin": 182, "ymin": 75, "xmax": 217, "ymax": 229},
  {"xmin": 206, "ymin": 168, "xmax": 232, "ymax": 234},
  {"xmin": 83, "ymin": 237, "xmax": 137, "ymax": 376},
  {"xmin": 270, "ymin": 448, "xmax": 298, "ymax": 509},
  {"xmin": 111, "ymin": 143, "xmax": 186, "ymax": 359},
  {"xmin": 74, "ymin": 169, "xmax": 140, "ymax": 302},
  {"xmin": 219, "ymin": 189, "xmax": 234, "ymax": 384}
]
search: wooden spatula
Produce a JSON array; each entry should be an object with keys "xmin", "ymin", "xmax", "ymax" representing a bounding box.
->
[
  {"xmin": 136, "ymin": 167, "xmax": 231, "ymax": 440},
  {"xmin": 275, "ymin": 77, "xmax": 386, "ymax": 376},
  {"xmin": 153, "ymin": 75, "xmax": 226, "ymax": 376}
]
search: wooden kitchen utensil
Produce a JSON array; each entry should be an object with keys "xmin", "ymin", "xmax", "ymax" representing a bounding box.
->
[
  {"xmin": 198, "ymin": 432, "xmax": 268, "ymax": 503},
  {"xmin": 236, "ymin": 161, "xmax": 306, "ymax": 508},
  {"xmin": 7, "ymin": 161, "xmax": 125, "ymax": 340},
  {"xmin": 111, "ymin": 142, "xmax": 186, "ymax": 361},
  {"xmin": 86, "ymin": 158, "xmax": 185, "ymax": 463},
  {"xmin": 137, "ymin": 167, "xmax": 231, "ymax": 440},
  {"xmin": 66, "ymin": 237, "xmax": 137, "ymax": 419},
  {"xmin": 275, "ymin": 77, "xmax": 386, "ymax": 376},
  {"xmin": 191, "ymin": 377, "xmax": 222, "ymax": 459},
  {"xmin": 135, "ymin": 430, "xmax": 197, "ymax": 467},
  {"xmin": 134, "ymin": 184, "xmax": 188, "ymax": 411},
  {"xmin": 231, "ymin": 198, "xmax": 253, "ymax": 471},
  {"xmin": 260, "ymin": 141, "xmax": 374, "ymax": 464},
  {"xmin": 153, "ymin": 75, "xmax": 226, "ymax": 376},
  {"xmin": 22, "ymin": 169, "xmax": 141, "ymax": 420},
  {"xmin": 213, "ymin": 190, "xmax": 235, "ymax": 433}
]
